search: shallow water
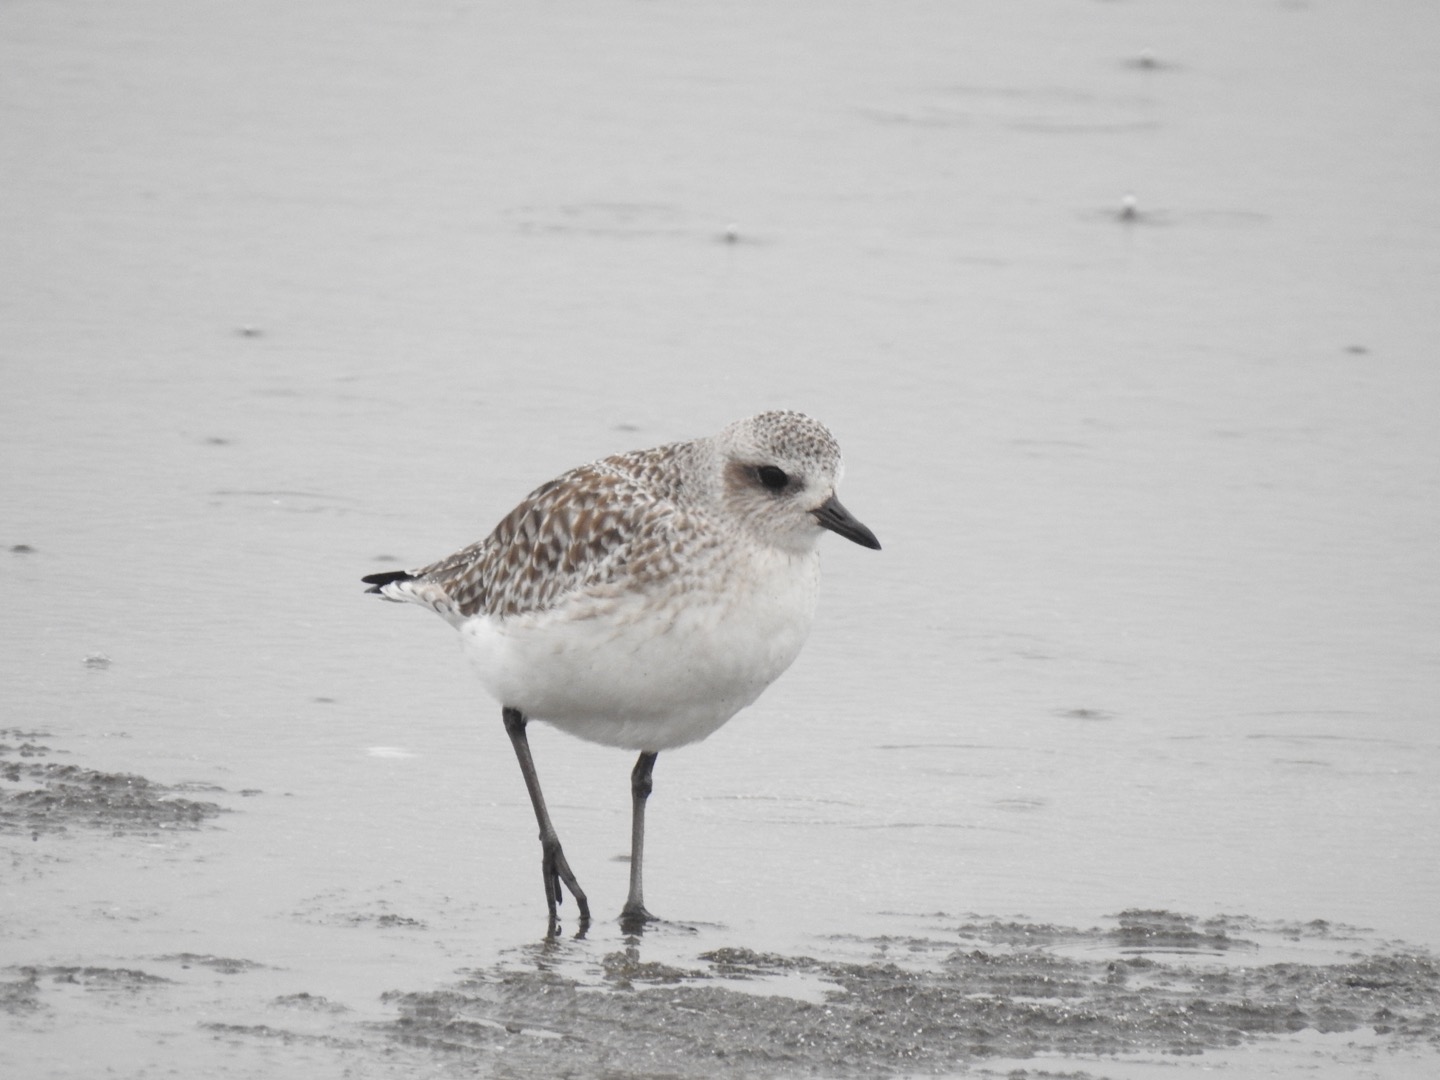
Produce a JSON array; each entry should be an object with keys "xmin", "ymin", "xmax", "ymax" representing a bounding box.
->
[{"xmin": 3, "ymin": 0, "xmax": 1439, "ymax": 1076}]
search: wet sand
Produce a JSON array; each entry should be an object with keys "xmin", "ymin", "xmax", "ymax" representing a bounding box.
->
[{"xmin": 4, "ymin": 733, "xmax": 1438, "ymax": 1077}]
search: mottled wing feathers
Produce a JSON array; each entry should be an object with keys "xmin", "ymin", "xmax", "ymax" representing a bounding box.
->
[{"xmin": 397, "ymin": 447, "xmax": 693, "ymax": 621}]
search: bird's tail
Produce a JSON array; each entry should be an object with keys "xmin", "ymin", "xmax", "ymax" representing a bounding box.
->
[
  {"xmin": 361, "ymin": 568, "xmax": 466, "ymax": 625},
  {"xmin": 361, "ymin": 569, "xmax": 416, "ymax": 596}
]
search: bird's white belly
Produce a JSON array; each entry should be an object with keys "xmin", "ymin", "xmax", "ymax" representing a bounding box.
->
[{"xmin": 458, "ymin": 549, "xmax": 821, "ymax": 750}]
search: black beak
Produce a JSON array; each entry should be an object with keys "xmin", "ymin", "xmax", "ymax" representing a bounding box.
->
[{"xmin": 812, "ymin": 494, "xmax": 881, "ymax": 550}]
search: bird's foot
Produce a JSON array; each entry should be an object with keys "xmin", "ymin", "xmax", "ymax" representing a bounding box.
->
[
  {"xmin": 541, "ymin": 838, "xmax": 590, "ymax": 933},
  {"xmin": 619, "ymin": 902, "xmax": 659, "ymax": 936}
]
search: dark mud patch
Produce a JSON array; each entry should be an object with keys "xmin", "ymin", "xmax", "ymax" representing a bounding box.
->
[
  {"xmin": 23, "ymin": 965, "xmax": 173, "ymax": 989},
  {"xmin": 200, "ymin": 1021, "xmax": 362, "ymax": 1050},
  {"xmin": 380, "ymin": 912, "xmax": 1440, "ymax": 1076},
  {"xmin": 0, "ymin": 730, "xmax": 228, "ymax": 835},
  {"xmin": 273, "ymin": 991, "xmax": 351, "ymax": 1014},
  {"xmin": 0, "ymin": 974, "xmax": 44, "ymax": 1015},
  {"xmin": 0, "ymin": 964, "xmax": 175, "ymax": 1017},
  {"xmin": 155, "ymin": 953, "xmax": 270, "ymax": 975},
  {"xmin": 290, "ymin": 888, "xmax": 431, "ymax": 931}
]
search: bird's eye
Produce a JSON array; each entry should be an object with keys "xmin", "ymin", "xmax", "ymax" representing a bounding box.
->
[{"xmin": 755, "ymin": 465, "xmax": 790, "ymax": 492}]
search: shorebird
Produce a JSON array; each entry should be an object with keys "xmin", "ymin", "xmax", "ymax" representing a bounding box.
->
[{"xmin": 362, "ymin": 410, "xmax": 879, "ymax": 932}]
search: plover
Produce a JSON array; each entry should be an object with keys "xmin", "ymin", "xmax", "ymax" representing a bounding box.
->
[{"xmin": 362, "ymin": 410, "xmax": 880, "ymax": 932}]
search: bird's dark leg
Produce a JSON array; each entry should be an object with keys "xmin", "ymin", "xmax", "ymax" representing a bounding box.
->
[
  {"xmin": 620, "ymin": 750, "xmax": 660, "ymax": 931},
  {"xmin": 502, "ymin": 707, "xmax": 590, "ymax": 934}
]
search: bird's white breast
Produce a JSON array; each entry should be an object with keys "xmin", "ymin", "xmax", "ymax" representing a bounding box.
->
[{"xmin": 458, "ymin": 544, "xmax": 822, "ymax": 750}]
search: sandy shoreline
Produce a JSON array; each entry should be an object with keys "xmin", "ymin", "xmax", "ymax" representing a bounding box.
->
[{"xmin": 5, "ymin": 729, "xmax": 1439, "ymax": 1077}]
